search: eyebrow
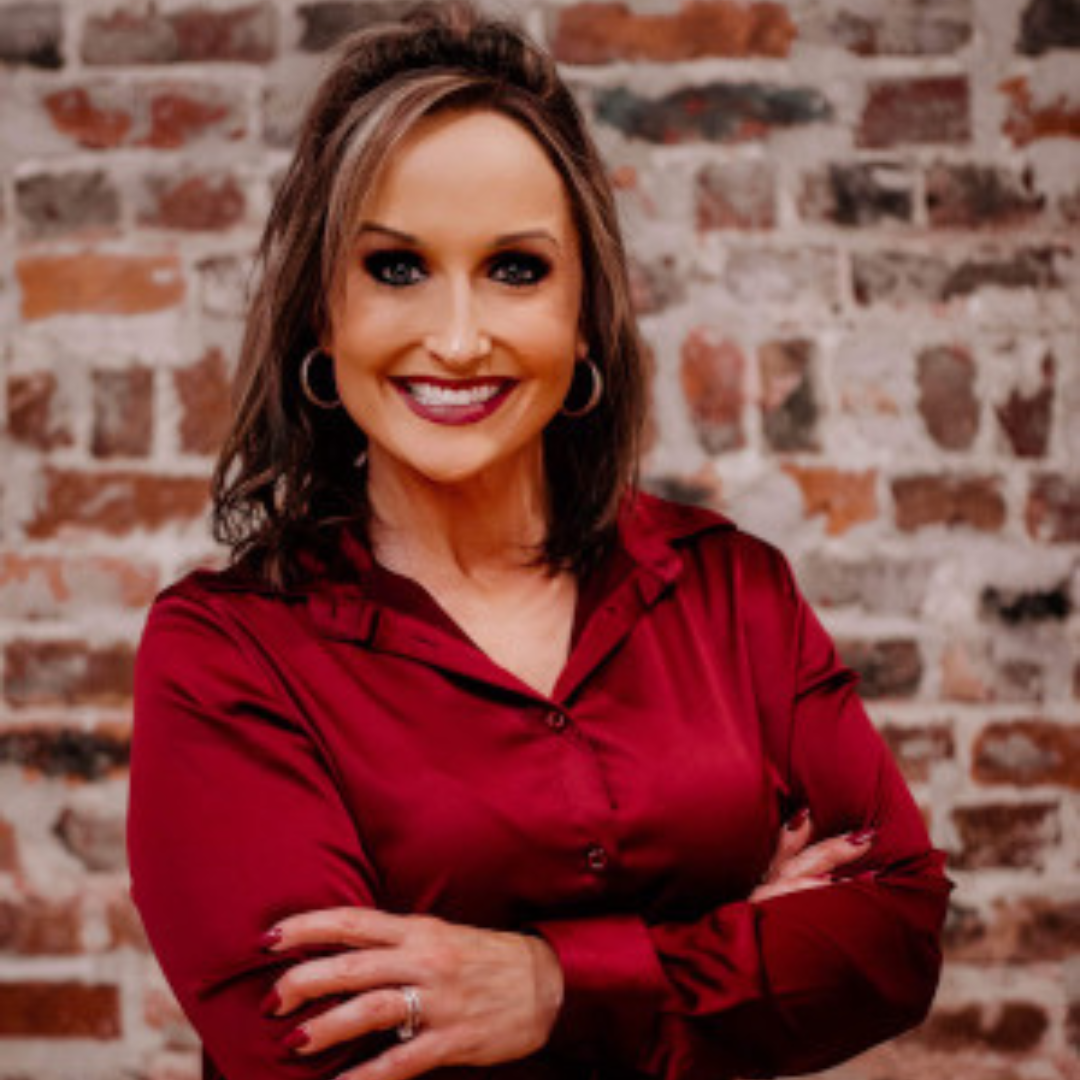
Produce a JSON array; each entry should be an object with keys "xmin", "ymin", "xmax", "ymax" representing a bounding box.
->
[{"xmin": 356, "ymin": 221, "xmax": 561, "ymax": 250}]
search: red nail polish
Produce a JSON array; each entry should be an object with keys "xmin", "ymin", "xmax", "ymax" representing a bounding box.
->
[
  {"xmin": 283, "ymin": 1026, "xmax": 310, "ymax": 1051},
  {"xmin": 785, "ymin": 807, "xmax": 810, "ymax": 831},
  {"xmin": 259, "ymin": 927, "xmax": 283, "ymax": 951},
  {"xmin": 848, "ymin": 828, "xmax": 876, "ymax": 845},
  {"xmin": 259, "ymin": 987, "xmax": 281, "ymax": 1016}
]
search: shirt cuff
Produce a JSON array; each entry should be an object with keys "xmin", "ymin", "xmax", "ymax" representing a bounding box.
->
[{"xmin": 530, "ymin": 912, "xmax": 668, "ymax": 1066}]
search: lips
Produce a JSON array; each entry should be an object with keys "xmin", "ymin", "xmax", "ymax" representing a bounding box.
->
[{"xmin": 392, "ymin": 376, "xmax": 515, "ymax": 426}]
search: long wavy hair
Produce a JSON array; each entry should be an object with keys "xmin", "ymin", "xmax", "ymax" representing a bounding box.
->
[{"xmin": 212, "ymin": 0, "xmax": 647, "ymax": 588}]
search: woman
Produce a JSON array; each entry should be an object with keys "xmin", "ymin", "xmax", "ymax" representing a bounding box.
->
[{"xmin": 128, "ymin": 4, "xmax": 952, "ymax": 1079}]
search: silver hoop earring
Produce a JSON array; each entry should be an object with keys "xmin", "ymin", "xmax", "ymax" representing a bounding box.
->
[
  {"xmin": 300, "ymin": 348, "xmax": 341, "ymax": 410},
  {"xmin": 561, "ymin": 358, "xmax": 603, "ymax": 418}
]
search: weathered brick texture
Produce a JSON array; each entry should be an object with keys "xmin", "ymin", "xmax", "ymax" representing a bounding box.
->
[{"xmin": 1, "ymin": 0, "xmax": 1078, "ymax": 1076}]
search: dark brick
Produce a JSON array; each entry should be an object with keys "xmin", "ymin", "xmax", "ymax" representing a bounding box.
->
[
  {"xmin": 973, "ymin": 719, "xmax": 1080, "ymax": 788},
  {"xmin": 4, "ymin": 641, "xmax": 135, "ymax": 708},
  {"xmin": 1027, "ymin": 473, "xmax": 1080, "ymax": 542},
  {"xmin": 880, "ymin": 723, "xmax": 954, "ymax": 782},
  {"xmin": 916, "ymin": 345, "xmax": 979, "ymax": 450},
  {"xmin": 91, "ymin": 367, "xmax": 154, "ymax": 459},
  {"xmin": 981, "ymin": 583, "xmax": 1071, "ymax": 625},
  {"xmin": 696, "ymin": 161, "xmax": 775, "ymax": 230},
  {"xmin": 297, "ymin": 1, "xmax": 404, "ymax": 52},
  {"xmin": 859, "ymin": 77, "xmax": 971, "ymax": 149},
  {"xmin": 54, "ymin": 807, "xmax": 126, "ymax": 873},
  {"xmin": 759, "ymin": 338, "xmax": 818, "ymax": 451},
  {"xmin": 837, "ymin": 639, "xmax": 922, "ymax": 699},
  {"xmin": 594, "ymin": 83, "xmax": 831, "ymax": 145},
  {"xmin": 915, "ymin": 1001, "xmax": 1048, "ymax": 1053},
  {"xmin": 952, "ymin": 801, "xmax": 1060, "ymax": 870},
  {"xmin": 1068, "ymin": 1002, "xmax": 1080, "ymax": 1054},
  {"xmin": 943, "ymin": 247, "xmax": 1063, "ymax": 299},
  {"xmin": 642, "ymin": 473, "xmax": 717, "ymax": 509},
  {"xmin": 7, "ymin": 372, "xmax": 74, "ymax": 451},
  {"xmin": 82, "ymin": 3, "xmax": 276, "ymax": 65},
  {"xmin": 627, "ymin": 255, "xmax": 686, "ymax": 316},
  {"xmin": 1018, "ymin": 0, "xmax": 1080, "ymax": 55},
  {"xmin": 0, "ymin": 726, "xmax": 130, "ymax": 781},
  {"xmin": 0, "ymin": 1, "xmax": 62, "ymax": 68},
  {"xmin": 926, "ymin": 163, "xmax": 1045, "ymax": 227},
  {"xmin": 552, "ymin": 1, "xmax": 795, "ymax": 64},
  {"xmin": 893, "ymin": 475, "xmax": 1007, "ymax": 532},
  {"xmin": 137, "ymin": 173, "xmax": 246, "ymax": 231},
  {"xmin": 996, "ymin": 660, "xmax": 1045, "ymax": 704},
  {"xmin": 796, "ymin": 554, "xmax": 930, "ymax": 616},
  {"xmin": 996, "ymin": 353, "xmax": 1054, "ymax": 458},
  {"xmin": 681, "ymin": 329, "xmax": 745, "ymax": 453},
  {"xmin": 798, "ymin": 162, "xmax": 915, "ymax": 227},
  {"xmin": 818, "ymin": 2, "xmax": 972, "ymax": 56},
  {"xmin": 15, "ymin": 170, "xmax": 120, "ymax": 240},
  {"xmin": 946, "ymin": 897, "xmax": 1080, "ymax": 963},
  {"xmin": 1001, "ymin": 74, "xmax": 1080, "ymax": 146},
  {"xmin": 0, "ymin": 981, "xmax": 120, "ymax": 1038}
]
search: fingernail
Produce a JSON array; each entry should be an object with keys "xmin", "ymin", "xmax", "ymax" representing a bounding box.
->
[
  {"xmin": 785, "ymin": 807, "xmax": 810, "ymax": 831},
  {"xmin": 847, "ymin": 828, "xmax": 876, "ymax": 845},
  {"xmin": 259, "ymin": 927, "xmax": 283, "ymax": 951},
  {"xmin": 259, "ymin": 987, "xmax": 281, "ymax": 1016},
  {"xmin": 283, "ymin": 1026, "xmax": 310, "ymax": 1052}
]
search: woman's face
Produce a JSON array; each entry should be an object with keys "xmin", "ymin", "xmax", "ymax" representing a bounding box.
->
[{"xmin": 325, "ymin": 107, "xmax": 586, "ymax": 490}]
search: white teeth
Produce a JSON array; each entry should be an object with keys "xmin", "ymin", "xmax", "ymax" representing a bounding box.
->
[{"xmin": 407, "ymin": 382, "xmax": 501, "ymax": 407}]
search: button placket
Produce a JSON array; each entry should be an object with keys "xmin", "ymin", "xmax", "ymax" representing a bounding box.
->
[
  {"xmin": 585, "ymin": 844, "xmax": 609, "ymax": 874},
  {"xmin": 544, "ymin": 708, "xmax": 568, "ymax": 732}
]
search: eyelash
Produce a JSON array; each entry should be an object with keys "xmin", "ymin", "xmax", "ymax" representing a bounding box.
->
[{"xmin": 362, "ymin": 250, "xmax": 551, "ymax": 289}]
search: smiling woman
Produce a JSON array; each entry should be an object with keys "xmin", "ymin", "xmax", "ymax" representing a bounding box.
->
[{"xmin": 128, "ymin": 3, "xmax": 951, "ymax": 1080}]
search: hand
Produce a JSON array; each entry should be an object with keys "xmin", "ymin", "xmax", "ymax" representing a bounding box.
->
[
  {"xmin": 261, "ymin": 906, "xmax": 564, "ymax": 1079},
  {"xmin": 750, "ymin": 808, "xmax": 876, "ymax": 904}
]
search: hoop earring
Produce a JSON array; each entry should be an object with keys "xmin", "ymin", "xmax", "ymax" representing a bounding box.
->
[
  {"xmin": 300, "ymin": 348, "xmax": 341, "ymax": 410},
  {"xmin": 561, "ymin": 358, "xmax": 603, "ymax": 418}
]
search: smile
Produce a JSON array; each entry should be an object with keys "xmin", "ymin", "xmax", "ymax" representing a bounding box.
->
[{"xmin": 392, "ymin": 377, "xmax": 515, "ymax": 426}]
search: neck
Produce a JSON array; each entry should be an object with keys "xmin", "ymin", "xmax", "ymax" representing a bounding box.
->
[{"xmin": 366, "ymin": 448, "xmax": 551, "ymax": 582}]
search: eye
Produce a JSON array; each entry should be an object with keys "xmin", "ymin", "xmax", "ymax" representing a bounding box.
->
[
  {"xmin": 363, "ymin": 250, "xmax": 427, "ymax": 287},
  {"xmin": 490, "ymin": 252, "xmax": 551, "ymax": 287}
]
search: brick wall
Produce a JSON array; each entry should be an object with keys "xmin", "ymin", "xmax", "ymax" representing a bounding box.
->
[{"xmin": 1, "ymin": 0, "xmax": 1078, "ymax": 1076}]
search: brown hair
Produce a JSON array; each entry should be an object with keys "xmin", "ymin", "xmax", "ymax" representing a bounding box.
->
[{"xmin": 212, "ymin": 0, "xmax": 647, "ymax": 587}]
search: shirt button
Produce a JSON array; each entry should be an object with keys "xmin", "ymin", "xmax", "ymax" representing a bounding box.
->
[
  {"xmin": 586, "ymin": 845, "xmax": 609, "ymax": 874},
  {"xmin": 544, "ymin": 709, "xmax": 568, "ymax": 732}
]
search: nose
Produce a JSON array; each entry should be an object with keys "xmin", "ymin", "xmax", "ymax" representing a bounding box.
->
[{"xmin": 424, "ymin": 280, "xmax": 492, "ymax": 367}]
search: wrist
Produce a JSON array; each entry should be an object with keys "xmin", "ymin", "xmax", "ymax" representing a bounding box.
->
[{"xmin": 525, "ymin": 934, "xmax": 565, "ymax": 1039}]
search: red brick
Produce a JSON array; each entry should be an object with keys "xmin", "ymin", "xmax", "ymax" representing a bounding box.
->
[
  {"xmin": 945, "ymin": 896, "xmax": 1080, "ymax": 963},
  {"xmin": 819, "ymin": 5, "xmax": 972, "ymax": 56},
  {"xmin": 55, "ymin": 806, "xmax": 126, "ymax": 872},
  {"xmin": 952, "ymin": 801, "xmax": 1059, "ymax": 870},
  {"xmin": 858, "ymin": 77, "xmax": 971, "ymax": 149},
  {"xmin": 174, "ymin": 349, "xmax": 232, "ymax": 455},
  {"xmin": 1001, "ymin": 75, "xmax": 1080, "ymax": 146},
  {"xmin": 4, "ymin": 641, "xmax": 135, "ymax": 708},
  {"xmin": 782, "ymin": 466, "xmax": 878, "ymax": 536},
  {"xmin": 892, "ymin": 475, "xmax": 1006, "ymax": 532},
  {"xmin": 17, "ymin": 252, "xmax": 184, "ymax": 320},
  {"xmin": 926, "ymin": 163, "xmax": 1045, "ymax": 228},
  {"xmin": 0, "ymin": 895, "xmax": 82, "ymax": 955},
  {"xmin": 836, "ymin": 638, "xmax": 922, "ymax": 699},
  {"xmin": 1019, "ymin": 0, "xmax": 1080, "ymax": 56},
  {"xmin": 759, "ymin": 339, "xmax": 818, "ymax": 452},
  {"xmin": 44, "ymin": 85, "xmax": 134, "ymax": 149},
  {"xmin": 92, "ymin": 367, "xmax": 154, "ymax": 458},
  {"xmin": 25, "ymin": 468, "xmax": 208, "ymax": 538},
  {"xmin": 696, "ymin": 161, "xmax": 775, "ymax": 231},
  {"xmin": 0, "ymin": 981, "xmax": 120, "ymax": 1038},
  {"xmin": 916, "ymin": 345, "xmax": 979, "ymax": 450},
  {"xmin": 680, "ymin": 329, "xmax": 745, "ymax": 453},
  {"xmin": 0, "ymin": 818, "xmax": 17, "ymax": 872},
  {"xmin": 141, "ymin": 84, "xmax": 246, "ymax": 149},
  {"xmin": 798, "ymin": 161, "xmax": 915, "ymax": 227},
  {"xmin": 880, "ymin": 723, "xmax": 954, "ymax": 783},
  {"xmin": 0, "ymin": 724, "xmax": 130, "ymax": 780},
  {"xmin": 1026, "ymin": 474, "xmax": 1080, "ymax": 542},
  {"xmin": 973, "ymin": 720, "xmax": 1080, "ymax": 789},
  {"xmin": 0, "ymin": 553, "xmax": 158, "ymax": 619},
  {"xmin": 138, "ymin": 173, "xmax": 246, "ymax": 232},
  {"xmin": 914, "ymin": 1001, "xmax": 1048, "ymax": 1053},
  {"xmin": 108, "ymin": 890, "xmax": 150, "ymax": 953},
  {"xmin": 996, "ymin": 353, "xmax": 1054, "ymax": 458},
  {"xmin": 7, "ymin": 372, "xmax": 74, "ymax": 450},
  {"xmin": 552, "ymin": 1, "xmax": 795, "ymax": 64}
]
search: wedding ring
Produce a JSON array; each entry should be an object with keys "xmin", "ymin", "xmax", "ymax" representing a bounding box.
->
[{"xmin": 396, "ymin": 985, "xmax": 422, "ymax": 1042}]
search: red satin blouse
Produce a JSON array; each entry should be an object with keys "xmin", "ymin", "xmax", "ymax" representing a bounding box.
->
[{"xmin": 128, "ymin": 492, "xmax": 951, "ymax": 1080}]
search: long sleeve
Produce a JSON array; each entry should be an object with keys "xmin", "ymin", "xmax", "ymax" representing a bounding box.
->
[
  {"xmin": 534, "ymin": 537, "xmax": 952, "ymax": 1079},
  {"xmin": 129, "ymin": 589, "xmax": 391, "ymax": 1080}
]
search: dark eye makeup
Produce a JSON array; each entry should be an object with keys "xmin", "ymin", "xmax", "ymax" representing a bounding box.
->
[{"xmin": 361, "ymin": 249, "xmax": 552, "ymax": 288}]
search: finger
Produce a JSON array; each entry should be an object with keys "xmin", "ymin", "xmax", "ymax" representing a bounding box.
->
[
  {"xmin": 336, "ymin": 1031, "xmax": 443, "ymax": 1080},
  {"xmin": 762, "ymin": 808, "xmax": 812, "ymax": 882},
  {"xmin": 775, "ymin": 829, "xmax": 876, "ymax": 881},
  {"xmin": 268, "ymin": 950, "xmax": 416, "ymax": 1016},
  {"xmin": 750, "ymin": 875, "xmax": 832, "ymax": 904},
  {"xmin": 283, "ymin": 988, "xmax": 412, "ymax": 1054},
  {"xmin": 265, "ymin": 907, "xmax": 411, "ymax": 952}
]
